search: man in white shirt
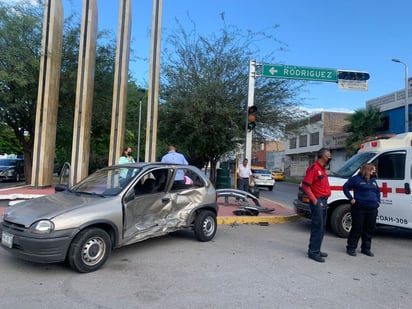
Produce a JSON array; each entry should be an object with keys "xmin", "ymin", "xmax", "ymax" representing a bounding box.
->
[
  {"xmin": 161, "ymin": 145, "xmax": 188, "ymax": 188},
  {"xmin": 237, "ymin": 158, "xmax": 252, "ymax": 193}
]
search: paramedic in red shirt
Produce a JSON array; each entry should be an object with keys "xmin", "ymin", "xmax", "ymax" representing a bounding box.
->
[{"xmin": 301, "ymin": 148, "xmax": 332, "ymax": 263}]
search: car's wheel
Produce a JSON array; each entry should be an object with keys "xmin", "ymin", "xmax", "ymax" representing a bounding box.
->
[
  {"xmin": 330, "ymin": 204, "xmax": 351, "ymax": 238},
  {"xmin": 15, "ymin": 173, "xmax": 20, "ymax": 182},
  {"xmin": 268, "ymin": 185, "xmax": 274, "ymax": 191},
  {"xmin": 194, "ymin": 210, "xmax": 217, "ymax": 242},
  {"xmin": 67, "ymin": 228, "xmax": 112, "ymax": 273}
]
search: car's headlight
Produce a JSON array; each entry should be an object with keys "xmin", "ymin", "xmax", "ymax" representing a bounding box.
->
[
  {"xmin": 29, "ymin": 220, "xmax": 55, "ymax": 234},
  {"xmin": 6, "ymin": 168, "xmax": 16, "ymax": 176}
]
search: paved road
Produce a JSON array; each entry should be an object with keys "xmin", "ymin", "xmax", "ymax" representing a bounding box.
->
[
  {"xmin": 1, "ymin": 220, "xmax": 411, "ymax": 308},
  {"xmin": 259, "ymin": 181, "xmax": 298, "ymax": 208}
]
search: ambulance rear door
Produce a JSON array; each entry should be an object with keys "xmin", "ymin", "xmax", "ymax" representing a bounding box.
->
[{"xmin": 372, "ymin": 149, "xmax": 412, "ymax": 229}]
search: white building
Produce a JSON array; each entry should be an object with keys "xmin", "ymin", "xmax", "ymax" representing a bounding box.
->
[{"xmin": 284, "ymin": 112, "xmax": 351, "ymax": 178}]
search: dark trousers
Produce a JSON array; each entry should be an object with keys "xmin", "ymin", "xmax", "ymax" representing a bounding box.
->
[
  {"xmin": 347, "ymin": 205, "xmax": 377, "ymax": 251},
  {"xmin": 237, "ymin": 178, "xmax": 250, "ymax": 193},
  {"xmin": 308, "ymin": 198, "xmax": 328, "ymax": 256}
]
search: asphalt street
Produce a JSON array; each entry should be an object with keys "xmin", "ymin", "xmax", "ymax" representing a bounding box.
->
[{"xmin": 0, "ymin": 220, "xmax": 411, "ymax": 308}]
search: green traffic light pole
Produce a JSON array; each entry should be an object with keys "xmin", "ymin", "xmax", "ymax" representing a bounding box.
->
[{"xmin": 245, "ymin": 60, "xmax": 256, "ymax": 161}]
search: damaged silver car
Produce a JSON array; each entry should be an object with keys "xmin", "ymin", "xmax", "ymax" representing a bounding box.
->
[{"xmin": 0, "ymin": 163, "xmax": 218, "ymax": 272}]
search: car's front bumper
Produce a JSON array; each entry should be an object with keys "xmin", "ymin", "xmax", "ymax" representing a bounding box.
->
[
  {"xmin": 293, "ymin": 199, "xmax": 312, "ymax": 219},
  {"xmin": 0, "ymin": 222, "xmax": 78, "ymax": 264}
]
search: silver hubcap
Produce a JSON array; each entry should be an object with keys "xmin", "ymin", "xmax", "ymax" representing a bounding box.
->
[
  {"xmin": 343, "ymin": 213, "xmax": 352, "ymax": 232},
  {"xmin": 81, "ymin": 237, "xmax": 106, "ymax": 266},
  {"xmin": 202, "ymin": 216, "xmax": 215, "ymax": 237}
]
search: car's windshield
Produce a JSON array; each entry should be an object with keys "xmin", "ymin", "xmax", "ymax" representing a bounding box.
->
[
  {"xmin": 70, "ymin": 166, "xmax": 141, "ymax": 196},
  {"xmin": 331, "ymin": 152, "xmax": 376, "ymax": 178},
  {"xmin": 0, "ymin": 159, "xmax": 18, "ymax": 166}
]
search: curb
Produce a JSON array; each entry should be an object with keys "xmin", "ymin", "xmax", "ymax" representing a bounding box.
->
[{"xmin": 217, "ymin": 214, "xmax": 300, "ymax": 225}]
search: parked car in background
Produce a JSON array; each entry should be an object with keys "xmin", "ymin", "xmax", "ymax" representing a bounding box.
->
[
  {"xmin": 271, "ymin": 168, "xmax": 284, "ymax": 181},
  {"xmin": 251, "ymin": 167, "xmax": 275, "ymax": 191},
  {"xmin": 0, "ymin": 163, "xmax": 218, "ymax": 272},
  {"xmin": 0, "ymin": 158, "xmax": 24, "ymax": 182}
]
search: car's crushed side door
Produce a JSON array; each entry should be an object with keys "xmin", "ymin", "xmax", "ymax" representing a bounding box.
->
[{"xmin": 122, "ymin": 168, "xmax": 172, "ymax": 245}]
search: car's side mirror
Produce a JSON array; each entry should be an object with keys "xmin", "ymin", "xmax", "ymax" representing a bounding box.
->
[{"xmin": 124, "ymin": 189, "xmax": 135, "ymax": 203}]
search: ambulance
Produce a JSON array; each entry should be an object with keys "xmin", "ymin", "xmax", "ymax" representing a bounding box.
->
[{"xmin": 293, "ymin": 133, "xmax": 412, "ymax": 238}]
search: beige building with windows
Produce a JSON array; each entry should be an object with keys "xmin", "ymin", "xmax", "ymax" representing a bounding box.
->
[{"xmin": 284, "ymin": 112, "xmax": 351, "ymax": 177}]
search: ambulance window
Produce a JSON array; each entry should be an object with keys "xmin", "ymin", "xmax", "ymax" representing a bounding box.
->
[{"xmin": 373, "ymin": 152, "xmax": 406, "ymax": 180}]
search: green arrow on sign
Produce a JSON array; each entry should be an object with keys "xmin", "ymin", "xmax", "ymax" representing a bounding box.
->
[{"xmin": 261, "ymin": 64, "xmax": 337, "ymax": 82}]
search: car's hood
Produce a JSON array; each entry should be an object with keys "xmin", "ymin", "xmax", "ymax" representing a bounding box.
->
[{"xmin": 3, "ymin": 191, "xmax": 109, "ymax": 227}]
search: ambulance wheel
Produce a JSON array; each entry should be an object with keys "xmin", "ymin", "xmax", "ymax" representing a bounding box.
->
[{"xmin": 330, "ymin": 203, "xmax": 351, "ymax": 238}]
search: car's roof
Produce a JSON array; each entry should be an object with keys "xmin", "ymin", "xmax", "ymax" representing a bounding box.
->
[{"xmin": 111, "ymin": 162, "xmax": 198, "ymax": 169}]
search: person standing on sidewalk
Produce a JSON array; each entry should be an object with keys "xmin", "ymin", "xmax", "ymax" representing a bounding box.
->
[
  {"xmin": 301, "ymin": 148, "xmax": 332, "ymax": 263},
  {"xmin": 343, "ymin": 163, "xmax": 380, "ymax": 257},
  {"xmin": 161, "ymin": 145, "xmax": 188, "ymax": 188},
  {"xmin": 118, "ymin": 146, "xmax": 135, "ymax": 164},
  {"xmin": 237, "ymin": 158, "xmax": 252, "ymax": 193}
]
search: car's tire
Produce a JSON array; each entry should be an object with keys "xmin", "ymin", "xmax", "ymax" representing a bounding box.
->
[
  {"xmin": 330, "ymin": 203, "xmax": 351, "ymax": 238},
  {"xmin": 67, "ymin": 228, "xmax": 112, "ymax": 273},
  {"xmin": 268, "ymin": 186, "xmax": 274, "ymax": 191},
  {"xmin": 194, "ymin": 210, "xmax": 217, "ymax": 242},
  {"xmin": 15, "ymin": 173, "xmax": 20, "ymax": 182}
]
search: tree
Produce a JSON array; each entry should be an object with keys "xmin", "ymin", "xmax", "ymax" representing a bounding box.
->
[
  {"xmin": 158, "ymin": 17, "xmax": 306, "ymax": 183},
  {"xmin": 0, "ymin": 1, "xmax": 145, "ymax": 180},
  {"xmin": 344, "ymin": 106, "xmax": 384, "ymax": 156},
  {"xmin": 0, "ymin": 2, "xmax": 43, "ymax": 182}
]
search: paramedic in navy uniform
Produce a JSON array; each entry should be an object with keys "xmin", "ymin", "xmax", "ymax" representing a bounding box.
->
[
  {"xmin": 343, "ymin": 163, "xmax": 380, "ymax": 257},
  {"xmin": 301, "ymin": 148, "xmax": 332, "ymax": 263}
]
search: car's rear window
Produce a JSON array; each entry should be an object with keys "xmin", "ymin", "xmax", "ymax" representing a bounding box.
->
[{"xmin": 252, "ymin": 169, "xmax": 270, "ymax": 174}]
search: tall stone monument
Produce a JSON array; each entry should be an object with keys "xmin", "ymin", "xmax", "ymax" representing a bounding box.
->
[{"xmin": 31, "ymin": 0, "xmax": 63, "ymax": 188}]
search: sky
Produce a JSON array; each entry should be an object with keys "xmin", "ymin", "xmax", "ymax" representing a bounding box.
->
[{"xmin": 12, "ymin": 0, "xmax": 412, "ymax": 113}]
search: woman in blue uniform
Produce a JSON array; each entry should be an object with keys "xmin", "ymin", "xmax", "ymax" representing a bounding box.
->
[{"xmin": 343, "ymin": 163, "xmax": 380, "ymax": 257}]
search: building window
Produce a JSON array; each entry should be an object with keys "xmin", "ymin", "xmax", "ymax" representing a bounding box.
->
[
  {"xmin": 290, "ymin": 137, "xmax": 297, "ymax": 149},
  {"xmin": 299, "ymin": 135, "xmax": 307, "ymax": 147},
  {"xmin": 310, "ymin": 132, "xmax": 320, "ymax": 145}
]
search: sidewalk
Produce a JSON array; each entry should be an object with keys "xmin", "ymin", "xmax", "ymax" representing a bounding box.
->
[{"xmin": 0, "ymin": 185, "xmax": 299, "ymax": 224}]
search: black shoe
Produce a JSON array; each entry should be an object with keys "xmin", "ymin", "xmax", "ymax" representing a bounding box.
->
[
  {"xmin": 361, "ymin": 250, "xmax": 374, "ymax": 257},
  {"xmin": 346, "ymin": 249, "xmax": 357, "ymax": 256},
  {"xmin": 308, "ymin": 255, "xmax": 325, "ymax": 263},
  {"xmin": 320, "ymin": 251, "xmax": 328, "ymax": 258}
]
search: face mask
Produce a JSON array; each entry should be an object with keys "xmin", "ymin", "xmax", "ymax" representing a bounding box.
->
[
  {"xmin": 326, "ymin": 158, "xmax": 332, "ymax": 165},
  {"xmin": 127, "ymin": 152, "xmax": 132, "ymax": 156},
  {"xmin": 371, "ymin": 172, "xmax": 377, "ymax": 178}
]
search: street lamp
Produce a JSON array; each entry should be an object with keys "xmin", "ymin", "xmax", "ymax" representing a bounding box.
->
[{"xmin": 392, "ymin": 58, "xmax": 409, "ymax": 132}]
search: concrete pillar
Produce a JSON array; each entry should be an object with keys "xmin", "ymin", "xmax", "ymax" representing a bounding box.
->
[
  {"xmin": 31, "ymin": 0, "xmax": 63, "ymax": 188},
  {"xmin": 70, "ymin": 0, "xmax": 98, "ymax": 185},
  {"xmin": 108, "ymin": 0, "xmax": 132, "ymax": 166},
  {"xmin": 145, "ymin": 0, "xmax": 163, "ymax": 162}
]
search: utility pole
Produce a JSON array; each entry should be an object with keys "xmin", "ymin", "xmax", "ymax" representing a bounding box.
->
[{"xmin": 245, "ymin": 60, "xmax": 256, "ymax": 161}]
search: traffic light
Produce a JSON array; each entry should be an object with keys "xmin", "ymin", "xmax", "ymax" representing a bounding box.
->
[
  {"xmin": 337, "ymin": 70, "xmax": 370, "ymax": 81},
  {"xmin": 247, "ymin": 106, "xmax": 257, "ymax": 131}
]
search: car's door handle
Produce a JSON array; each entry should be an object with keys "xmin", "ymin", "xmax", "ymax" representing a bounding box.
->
[{"xmin": 162, "ymin": 198, "xmax": 170, "ymax": 203}]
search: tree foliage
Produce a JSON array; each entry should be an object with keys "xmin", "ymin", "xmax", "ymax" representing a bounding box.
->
[
  {"xmin": 0, "ymin": 2, "xmax": 43, "ymax": 181},
  {"xmin": 158, "ymin": 17, "xmax": 306, "ymax": 182},
  {"xmin": 0, "ymin": 1, "xmax": 147, "ymax": 180},
  {"xmin": 344, "ymin": 106, "xmax": 384, "ymax": 156}
]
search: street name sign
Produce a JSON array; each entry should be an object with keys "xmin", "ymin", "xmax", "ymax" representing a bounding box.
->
[
  {"xmin": 338, "ymin": 80, "xmax": 368, "ymax": 91},
  {"xmin": 261, "ymin": 64, "xmax": 337, "ymax": 82}
]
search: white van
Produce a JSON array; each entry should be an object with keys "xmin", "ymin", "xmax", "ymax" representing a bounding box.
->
[{"xmin": 294, "ymin": 133, "xmax": 412, "ymax": 237}]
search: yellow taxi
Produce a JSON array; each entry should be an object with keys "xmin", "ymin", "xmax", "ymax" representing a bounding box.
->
[{"xmin": 271, "ymin": 167, "xmax": 284, "ymax": 181}]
